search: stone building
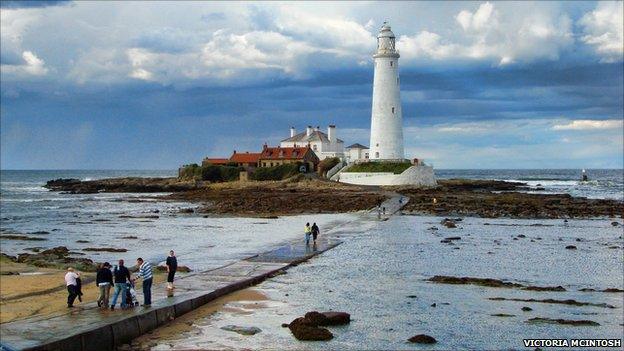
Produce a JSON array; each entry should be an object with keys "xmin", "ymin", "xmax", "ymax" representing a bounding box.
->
[
  {"xmin": 280, "ymin": 125, "xmax": 344, "ymax": 160},
  {"xmin": 258, "ymin": 145, "xmax": 320, "ymax": 172}
]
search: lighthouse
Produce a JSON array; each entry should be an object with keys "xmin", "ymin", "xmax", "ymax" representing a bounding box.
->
[{"xmin": 369, "ymin": 22, "xmax": 404, "ymax": 161}]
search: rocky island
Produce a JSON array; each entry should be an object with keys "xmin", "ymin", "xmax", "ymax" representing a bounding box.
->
[{"xmin": 44, "ymin": 177, "xmax": 623, "ymax": 219}]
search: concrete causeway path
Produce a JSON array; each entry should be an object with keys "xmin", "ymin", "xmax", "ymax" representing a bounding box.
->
[{"xmin": 0, "ymin": 194, "xmax": 409, "ymax": 351}]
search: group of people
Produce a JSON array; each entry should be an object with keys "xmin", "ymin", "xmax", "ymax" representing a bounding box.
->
[
  {"xmin": 64, "ymin": 250, "xmax": 178, "ymax": 310},
  {"xmin": 304, "ymin": 222, "xmax": 320, "ymax": 246}
]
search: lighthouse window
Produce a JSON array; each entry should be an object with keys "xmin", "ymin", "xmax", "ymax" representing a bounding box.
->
[
  {"xmin": 392, "ymin": 107, "xmax": 395, "ymax": 114},
  {"xmin": 375, "ymin": 152, "xmax": 380, "ymax": 158}
]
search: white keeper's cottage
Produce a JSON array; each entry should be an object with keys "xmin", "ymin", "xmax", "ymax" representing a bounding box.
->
[{"xmin": 280, "ymin": 125, "xmax": 345, "ymax": 160}]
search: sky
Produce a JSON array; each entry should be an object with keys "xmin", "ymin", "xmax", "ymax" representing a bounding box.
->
[{"xmin": 1, "ymin": 1, "xmax": 622, "ymax": 170}]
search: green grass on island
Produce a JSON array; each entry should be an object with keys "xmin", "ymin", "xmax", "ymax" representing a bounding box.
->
[{"xmin": 344, "ymin": 162, "xmax": 412, "ymax": 174}]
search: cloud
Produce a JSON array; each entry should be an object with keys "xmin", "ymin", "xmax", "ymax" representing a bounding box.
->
[
  {"xmin": 1, "ymin": 50, "xmax": 48, "ymax": 76},
  {"xmin": 579, "ymin": 1, "xmax": 624, "ymax": 62},
  {"xmin": 552, "ymin": 119, "xmax": 623, "ymax": 130},
  {"xmin": 399, "ymin": 2, "xmax": 573, "ymax": 65}
]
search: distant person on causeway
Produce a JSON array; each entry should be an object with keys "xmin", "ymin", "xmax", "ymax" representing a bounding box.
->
[
  {"xmin": 311, "ymin": 223, "xmax": 320, "ymax": 244},
  {"xmin": 304, "ymin": 223, "xmax": 312, "ymax": 246}
]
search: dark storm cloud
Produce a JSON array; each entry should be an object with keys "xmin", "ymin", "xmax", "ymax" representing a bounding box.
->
[{"xmin": 0, "ymin": 0, "xmax": 70, "ymax": 8}]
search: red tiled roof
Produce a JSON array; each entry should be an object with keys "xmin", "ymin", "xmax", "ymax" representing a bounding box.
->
[
  {"xmin": 260, "ymin": 146, "xmax": 311, "ymax": 160},
  {"xmin": 230, "ymin": 152, "xmax": 261, "ymax": 163},
  {"xmin": 203, "ymin": 158, "xmax": 229, "ymax": 165}
]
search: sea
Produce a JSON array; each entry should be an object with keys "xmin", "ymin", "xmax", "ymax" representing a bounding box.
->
[{"xmin": 1, "ymin": 169, "xmax": 622, "ymax": 349}]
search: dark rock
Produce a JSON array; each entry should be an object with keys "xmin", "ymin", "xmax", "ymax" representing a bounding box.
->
[
  {"xmin": 120, "ymin": 236, "xmax": 138, "ymax": 239},
  {"xmin": 288, "ymin": 317, "xmax": 333, "ymax": 341},
  {"xmin": 29, "ymin": 231, "xmax": 50, "ymax": 235},
  {"xmin": 445, "ymin": 236, "xmax": 461, "ymax": 241},
  {"xmin": 523, "ymin": 285, "xmax": 566, "ymax": 292},
  {"xmin": 179, "ymin": 208, "xmax": 194, "ymax": 214},
  {"xmin": 428, "ymin": 275, "xmax": 523, "ymax": 288},
  {"xmin": 281, "ymin": 323, "xmax": 289, "ymax": 328},
  {"xmin": 526, "ymin": 317, "xmax": 600, "ymax": 326},
  {"xmin": 321, "ymin": 312, "xmax": 350, "ymax": 325},
  {"xmin": 602, "ymin": 288, "xmax": 624, "ymax": 293},
  {"xmin": 521, "ymin": 306, "xmax": 532, "ymax": 311},
  {"xmin": 491, "ymin": 313, "xmax": 515, "ymax": 317},
  {"xmin": 489, "ymin": 297, "xmax": 613, "ymax": 308},
  {"xmin": 430, "ymin": 303, "xmax": 436, "ymax": 307},
  {"xmin": 407, "ymin": 295, "xmax": 417, "ymax": 299},
  {"xmin": 1, "ymin": 235, "xmax": 47, "ymax": 241},
  {"xmin": 76, "ymin": 240, "xmax": 90, "ymax": 243},
  {"xmin": 517, "ymin": 234, "xmax": 526, "ymax": 238},
  {"xmin": 611, "ymin": 221, "xmax": 620, "ymax": 226},
  {"xmin": 565, "ymin": 245, "xmax": 577, "ymax": 250},
  {"xmin": 83, "ymin": 247, "xmax": 127, "ymax": 252},
  {"xmin": 303, "ymin": 311, "xmax": 351, "ymax": 326},
  {"xmin": 220, "ymin": 325, "xmax": 261, "ymax": 335},
  {"xmin": 408, "ymin": 334, "xmax": 437, "ymax": 344}
]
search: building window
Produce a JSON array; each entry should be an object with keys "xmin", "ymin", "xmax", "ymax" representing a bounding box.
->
[
  {"xmin": 390, "ymin": 61, "xmax": 393, "ymax": 67},
  {"xmin": 365, "ymin": 153, "xmax": 369, "ymax": 159},
  {"xmin": 313, "ymin": 145, "xmax": 317, "ymax": 151},
  {"xmin": 375, "ymin": 152, "xmax": 379, "ymax": 158},
  {"xmin": 392, "ymin": 107, "xmax": 395, "ymax": 114}
]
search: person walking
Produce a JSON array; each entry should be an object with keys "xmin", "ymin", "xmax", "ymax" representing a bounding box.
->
[
  {"xmin": 311, "ymin": 223, "xmax": 319, "ymax": 244},
  {"xmin": 136, "ymin": 257, "xmax": 153, "ymax": 306},
  {"xmin": 65, "ymin": 267, "xmax": 80, "ymax": 308},
  {"xmin": 166, "ymin": 250, "xmax": 177, "ymax": 290},
  {"xmin": 110, "ymin": 259, "xmax": 131, "ymax": 310},
  {"xmin": 304, "ymin": 223, "xmax": 312, "ymax": 246},
  {"xmin": 96, "ymin": 262, "xmax": 113, "ymax": 308}
]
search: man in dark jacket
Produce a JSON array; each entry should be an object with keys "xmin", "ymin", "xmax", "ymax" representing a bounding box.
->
[
  {"xmin": 96, "ymin": 262, "xmax": 114, "ymax": 308},
  {"xmin": 110, "ymin": 259, "xmax": 131, "ymax": 310}
]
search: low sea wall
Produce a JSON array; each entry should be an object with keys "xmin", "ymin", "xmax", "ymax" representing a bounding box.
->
[{"xmin": 338, "ymin": 165, "xmax": 437, "ymax": 187}]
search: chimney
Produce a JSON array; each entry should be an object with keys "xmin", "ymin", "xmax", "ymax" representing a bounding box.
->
[
  {"xmin": 306, "ymin": 125, "xmax": 313, "ymax": 136},
  {"xmin": 315, "ymin": 126, "xmax": 320, "ymax": 131},
  {"xmin": 263, "ymin": 143, "xmax": 268, "ymax": 150},
  {"xmin": 233, "ymin": 150, "xmax": 237, "ymax": 154},
  {"xmin": 328, "ymin": 124, "xmax": 336, "ymax": 142},
  {"xmin": 290, "ymin": 126, "xmax": 296, "ymax": 137}
]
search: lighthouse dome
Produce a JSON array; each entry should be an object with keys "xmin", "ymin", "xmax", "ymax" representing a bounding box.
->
[{"xmin": 378, "ymin": 22, "xmax": 395, "ymax": 38}]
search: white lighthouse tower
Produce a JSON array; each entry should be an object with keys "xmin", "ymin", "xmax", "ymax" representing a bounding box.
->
[{"xmin": 369, "ymin": 22, "xmax": 404, "ymax": 161}]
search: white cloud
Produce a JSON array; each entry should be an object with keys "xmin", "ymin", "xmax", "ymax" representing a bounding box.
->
[
  {"xmin": 399, "ymin": 2, "xmax": 573, "ymax": 65},
  {"xmin": 579, "ymin": 1, "xmax": 624, "ymax": 62},
  {"xmin": 552, "ymin": 119, "xmax": 623, "ymax": 130},
  {"xmin": 0, "ymin": 8, "xmax": 48, "ymax": 77},
  {"xmin": 1, "ymin": 50, "xmax": 48, "ymax": 76}
]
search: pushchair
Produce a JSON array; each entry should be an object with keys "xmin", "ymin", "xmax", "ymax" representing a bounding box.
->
[{"xmin": 125, "ymin": 281, "xmax": 140, "ymax": 307}]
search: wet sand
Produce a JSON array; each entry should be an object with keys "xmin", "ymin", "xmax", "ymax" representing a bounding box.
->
[
  {"xmin": 0, "ymin": 256, "xmax": 166, "ymax": 324},
  {"xmin": 129, "ymin": 289, "xmax": 269, "ymax": 349}
]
